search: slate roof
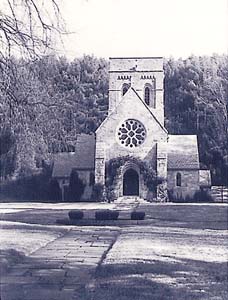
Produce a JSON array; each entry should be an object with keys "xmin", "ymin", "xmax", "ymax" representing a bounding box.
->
[
  {"xmin": 52, "ymin": 133, "xmax": 200, "ymax": 177},
  {"xmin": 52, "ymin": 134, "xmax": 95, "ymax": 178},
  {"xmin": 167, "ymin": 135, "xmax": 199, "ymax": 170}
]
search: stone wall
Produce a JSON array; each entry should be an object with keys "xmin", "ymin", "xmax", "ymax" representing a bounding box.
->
[
  {"xmin": 77, "ymin": 170, "xmax": 94, "ymax": 200},
  {"xmin": 109, "ymin": 57, "xmax": 164, "ymax": 125},
  {"xmin": 95, "ymin": 143, "xmax": 105, "ymax": 185},
  {"xmin": 96, "ymin": 87, "xmax": 167, "ymax": 161},
  {"xmin": 167, "ymin": 169, "xmax": 200, "ymax": 198},
  {"xmin": 108, "ymin": 161, "xmax": 155, "ymax": 200},
  {"xmin": 95, "ymin": 57, "xmax": 168, "ymax": 201},
  {"xmin": 95, "ymin": 87, "xmax": 168, "ymax": 199}
]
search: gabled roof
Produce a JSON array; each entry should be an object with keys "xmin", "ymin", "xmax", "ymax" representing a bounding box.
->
[
  {"xmin": 52, "ymin": 134, "xmax": 95, "ymax": 178},
  {"xmin": 96, "ymin": 87, "xmax": 167, "ymax": 134},
  {"xmin": 131, "ymin": 87, "xmax": 168, "ymax": 134},
  {"xmin": 167, "ymin": 135, "xmax": 199, "ymax": 170}
]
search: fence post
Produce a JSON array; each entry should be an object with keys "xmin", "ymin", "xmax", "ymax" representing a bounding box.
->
[{"xmin": 221, "ymin": 185, "xmax": 223, "ymax": 203}]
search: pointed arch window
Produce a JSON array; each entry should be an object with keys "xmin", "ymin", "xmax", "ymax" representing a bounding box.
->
[
  {"xmin": 144, "ymin": 86, "xmax": 150, "ymax": 105},
  {"xmin": 122, "ymin": 83, "xmax": 130, "ymax": 96},
  {"xmin": 176, "ymin": 172, "xmax": 182, "ymax": 187},
  {"xmin": 144, "ymin": 81, "xmax": 156, "ymax": 108}
]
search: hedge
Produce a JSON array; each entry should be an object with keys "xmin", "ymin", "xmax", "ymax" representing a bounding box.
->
[
  {"xmin": 131, "ymin": 211, "xmax": 145, "ymax": 220},
  {"xmin": 95, "ymin": 210, "xmax": 119, "ymax": 220},
  {"xmin": 68, "ymin": 210, "xmax": 84, "ymax": 220}
]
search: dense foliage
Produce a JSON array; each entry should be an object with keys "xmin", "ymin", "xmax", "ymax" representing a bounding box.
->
[
  {"xmin": 164, "ymin": 55, "xmax": 228, "ymax": 184},
  {"xmin": 0, "ymin": 55, "xmax": 108, "ymax": 181},
  {"xmin": 0, "ymin": 54, "xmax": 227, "ymax": 189}
]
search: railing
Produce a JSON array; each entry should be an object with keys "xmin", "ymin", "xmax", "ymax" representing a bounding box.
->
[{"xmin": 210, "ymin": 186, "xmax": 228, "ymax": 203}]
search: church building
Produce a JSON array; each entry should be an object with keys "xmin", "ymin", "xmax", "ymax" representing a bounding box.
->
[{"xmin": 53, "ymin": 57, "xmax": 202, "ymax": 201}]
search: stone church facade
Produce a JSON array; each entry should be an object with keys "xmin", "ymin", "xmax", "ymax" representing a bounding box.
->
[{"xmin": 53, "ymin": 57, "xmax": 202, "ymax": 201}]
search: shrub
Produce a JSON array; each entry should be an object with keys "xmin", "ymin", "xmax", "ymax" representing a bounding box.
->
[
  {"xmin": 91, "ymin": 183, "xmax": 104, "ymax": 202},
  {"xmin": 95, "ymin": 209, "xmax": 119, "ymax": 220},
  {"xmin": 49, "ymin": 178, "xmax": 61, "ymax": 202},
  {"xmin": 167, "ymin": 189, "xmax": 174, "ymax": 201},
  {"xmin": 170, "ymin": 194, "xmax": 193, "ymax": 203},
  {"xmin": 168, "ymin": 189, "xmax": 185, "ymax": 202},
  {"xmin": 168, "ymin": 188, "xmax": 214, "ymax": 203},
  {"xmin": 68, "ymin": 210, "xmax": 84, "ymax": 220},
  {"xmin": 0, "ymin": 167, "xmax": 53, "ymax": 202},
  {"xmin": 105, "ymin": 185, "xmax": 116, "ymax": 202},
  {"xmin": 193, "ymin": 189, "xmax": 214, "ymax": 203},
  {"xmin": 131, "ymin": 211, "xmax": 145, "ymax": 220},
  {"xmin": 0, "ymin": 249, "xmax": 25, "ymax": 274},
  {"xmin": 66, "ymin": 170, "xmax": 85, "ymax": 202},
  {"xmin": 184, "ymin": 195, "xmax": 192, "ymax": 203}
]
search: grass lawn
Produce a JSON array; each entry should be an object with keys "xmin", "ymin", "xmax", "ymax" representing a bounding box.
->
[
  {"xmin": 91, "ymin": 204, "xmax": 228, "ymax": 300},
  {"xmin": 93, "ymin": 260, "xmax": 228, "ymax": 300},
  {"xmin": 0, "ymin": 221, "xmax": 69, "ymax": 273},
  {"xmin": 142, "ymin": 203, "xmax": 228, "ymax": 230},
  {"xmin": 92, "ymin": 223, "xmax": 228, "ymax": 299}
]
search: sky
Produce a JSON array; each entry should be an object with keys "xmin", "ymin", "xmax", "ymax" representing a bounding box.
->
[{"xmin": 59, "ymin": 0, "xmax": 228, "ymax": 59}]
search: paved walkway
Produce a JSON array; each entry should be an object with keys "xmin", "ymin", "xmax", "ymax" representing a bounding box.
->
[{"xmin": 1, "ymin": 227, "xmax": 120, "ymax": 300}]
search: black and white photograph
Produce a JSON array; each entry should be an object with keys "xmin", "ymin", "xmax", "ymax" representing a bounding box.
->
[{"xmin": 0, "ymin": 0, "xmax": 227, "ymax": 299}]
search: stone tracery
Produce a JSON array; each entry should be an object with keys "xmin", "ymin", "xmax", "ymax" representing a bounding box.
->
[{"xmin": 117, "ymin": 119, "xmax": 146, "ymax": 148}]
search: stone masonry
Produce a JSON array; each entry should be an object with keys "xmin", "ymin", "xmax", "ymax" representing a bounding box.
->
[{"xmin": 95, "ymin": 57, "xmax": 201, "ymax": 200}]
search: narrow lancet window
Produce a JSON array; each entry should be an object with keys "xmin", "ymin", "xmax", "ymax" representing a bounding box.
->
[
  {"xmin": 122, "ymin": 83, "xmax": 130, "ymax": 96},
  {"xmin": 144, "ymin": 87, "xmax": 150, "ymax": 105},
  {"xmin": 144, "ymin": 82, "xmax": 156, "ymax": 108},
  {"xmin": 176, "ymin": 172, "xmax": 182, "ymax": 187}
]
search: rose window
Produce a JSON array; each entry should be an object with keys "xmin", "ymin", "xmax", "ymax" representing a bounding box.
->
[{"xmin": 117, "ymin": 119, "xmax": 146, "ymax": 148}]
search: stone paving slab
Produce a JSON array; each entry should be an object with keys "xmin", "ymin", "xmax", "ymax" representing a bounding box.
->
[
  {"xmin": 1, "ymin": 286, "xmax": 77, "ymax": 300},
  {"xmin": 1, "ymin": 227, "xmax": 120, "ymax": 300}
]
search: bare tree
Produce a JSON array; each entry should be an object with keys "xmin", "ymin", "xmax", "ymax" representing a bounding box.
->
[
  {"xmin": 0, "ymin": 0, "xmax": 65, "ymax": 107},
  {"xmin": 0, "ymin": 0, "xmax": 64, "ymax": 59},
  {"xmin": 0, "ymin": 0, "xmax": 66, "ymax": 136},
  {"xmin": 0, "ymin": 1, "xmax": 66, "ymax": 177}
]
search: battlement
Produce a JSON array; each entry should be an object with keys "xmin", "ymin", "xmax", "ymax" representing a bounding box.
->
[{"xmin": 109, "ymin": 57, "xmax": 163, "ymax": 73}]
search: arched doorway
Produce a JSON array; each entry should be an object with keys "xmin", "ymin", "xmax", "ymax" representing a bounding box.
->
[{"xmin": 123, "ymin": 169, "xmax": 139, "ymax": 196}]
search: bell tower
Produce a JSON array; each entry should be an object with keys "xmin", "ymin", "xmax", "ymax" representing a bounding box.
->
[{"xmin": 108, "ymin": 57, "xmax": 165, "ymax": 126}]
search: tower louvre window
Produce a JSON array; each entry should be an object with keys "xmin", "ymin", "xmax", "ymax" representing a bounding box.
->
[
  {"xmin": 144, "ymin": 87, "xmax": 150, "ymax": 105},
  {"xmin": 122, "ymin": 83, "xmax": 130, "ymax": 96},
  {"xmin": 144, "ymin": 82, "xmax": 156, "ymax": 108}
]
